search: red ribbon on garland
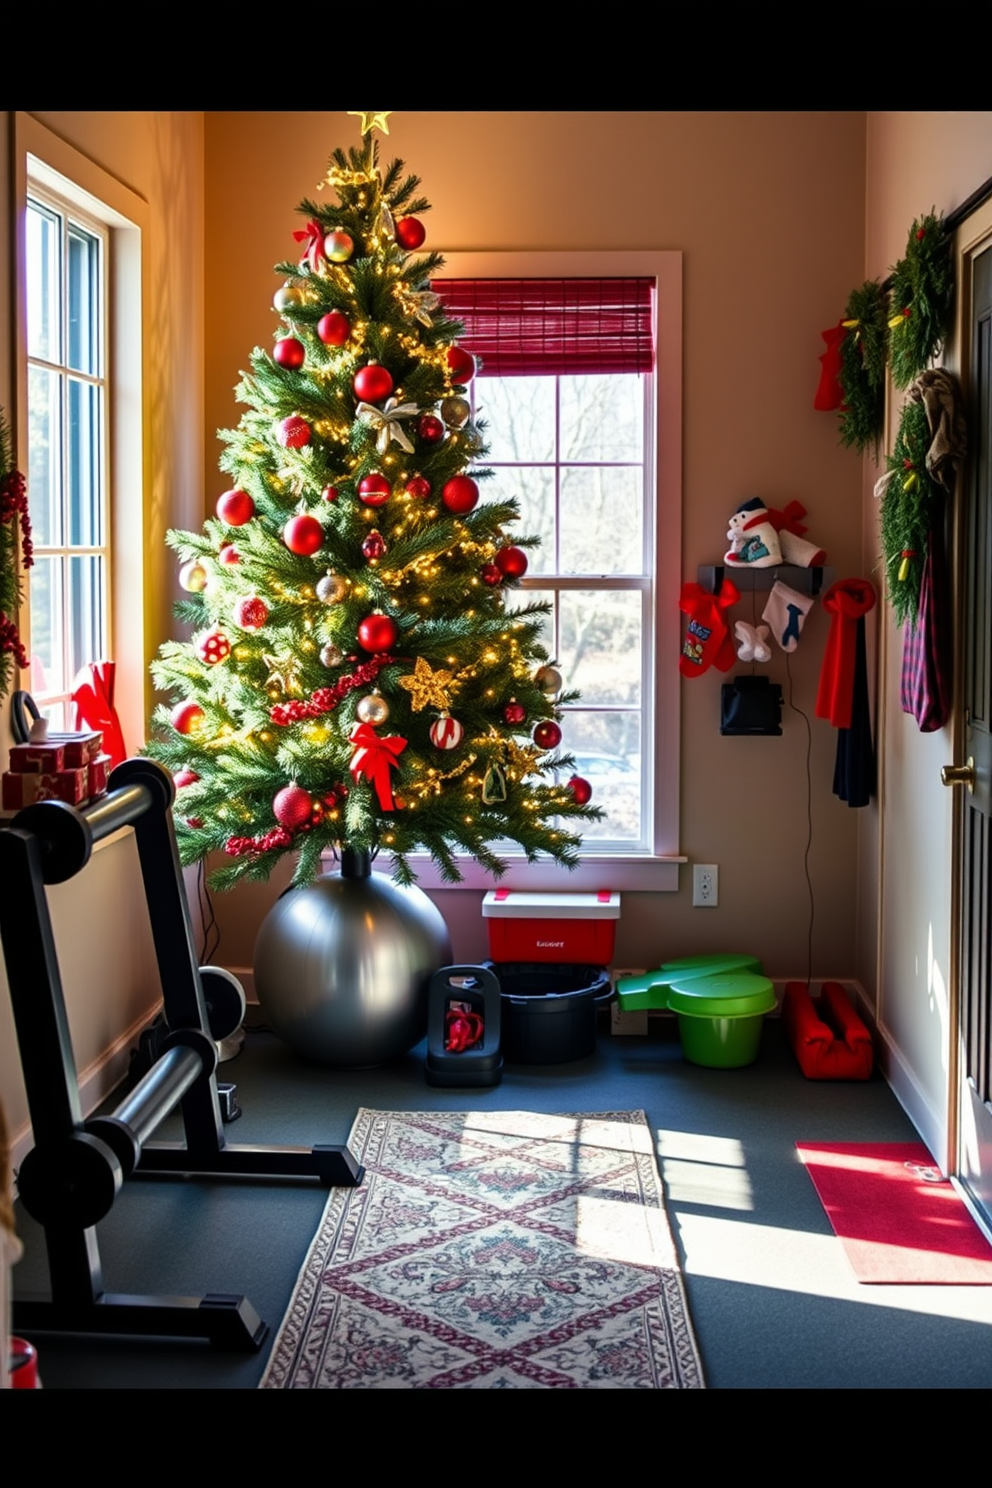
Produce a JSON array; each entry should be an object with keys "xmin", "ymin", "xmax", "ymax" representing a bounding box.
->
[
  {"xmin": 348, "ymin": 722, "xmax": 407, "ymax": 810},
  {"xmin": 292, "ymin": 219, "xmax": 325, "ymax": 273}
]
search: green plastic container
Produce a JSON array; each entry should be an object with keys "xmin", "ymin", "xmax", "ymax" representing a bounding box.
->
[
  {"xmin": 666, "ymin": 972, "xmax": 777, "ymax": 1068},
  {"xmin": 616, "ymin": 954, "xmax": 763, "ymax": 1013}
]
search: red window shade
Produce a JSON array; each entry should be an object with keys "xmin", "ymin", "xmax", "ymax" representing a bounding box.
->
[{"xmin": 433, "ymin": 278, "xmax": 655, "ymax": 377}]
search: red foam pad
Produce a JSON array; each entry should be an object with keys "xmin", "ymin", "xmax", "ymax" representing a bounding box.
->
[{"xmin": 782, "ymin": 981, "xmax": 874, "ymax": 1080}]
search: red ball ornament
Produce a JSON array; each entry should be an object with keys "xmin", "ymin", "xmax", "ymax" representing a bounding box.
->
[
  {"xmin": 174, "ymin": 768, "xmax": 199, "ymax": 789},
  {"xmin": 273, "ymin": 783, "xmax": 313, "ymax": 831},
  {"xmin": 216, "ymin": 488, "xmax": 254, "ymax": 526},
  {"xmin": 358, "ymin": 472, "xmax": 391, "ymax": 507},
  {"xmin": 277, "ymin": 415, "xmax": 311, "ymax": 449},
  {"xmin": 234, "ymin": 595, "xmax": 269, "ymax": 631},
  {"xmin": 317, "ymin": 310, "xmax": 351, "ymax": 346},
  {"xmin": 568, "ymin": 775, "xmax": 593, "ymax": 806},
  {"xmin": 447, "ymin": 346, "xmax": 476, "ymax": 384},
  {"xmin": 283, "ymin": 514, "xmax": 324, "ymax": 555},
  {"xmin": 503, "ymin": 701, "xmax": 526, "ymax": 725},
  {"xmin": 171, "ymin": 701, "xmax": 204, "ymax": 735},
  {"xmin": 362, "ymin": 529, "xmax": 387, "ymax": 561},
  {"xmin": 430, "ymin": 714, "xmax": 465, "ymax": 750},
  {"xmin": 354, "ymin": 364, "xmax": 394, "ymax": 403},
  {"xmin": 442, "ymin": 475, "xmax": 479, "ymax": 514},
  {"xmin": 418, "ymin": 414, "xmax": 445, "ymax": 445},
  {"xmin": 481, "ymin": 562, "xmax": 502, "ymax": 587},
  {"xmin": 218, "ymin": 543, "xmax": 240, "ymax": 566},
  {"xmin": 322, "ymin": 484, "xmax": 339, "ymax": 503},
  {"xmin": 273, "ymin": 336, "xmax": 305, "ymax": 370},
  {"xmin": 495, "ymin": 545, "xmax": 528, "ymax": 579},
  {"xmin": 196, "ymin": 628, "xmax": 231, "ymax": 666},
  {"xmin": 405, "ymin": 475, "xmax": 432, "ymax": 500},
  {"xmin": 395, "ymin": 216, "xmax": 427, "ymax": 250},
  {"xmin": 324, "ymin": 230, "xmax": 354, "ymax": 263},
  {"xmin": 358, "ymin": 613, "xmax": 398, "ymax": 652},
  {"xmin": 533, "ymin": 719, "xmax": 563, "ymax": 751}
]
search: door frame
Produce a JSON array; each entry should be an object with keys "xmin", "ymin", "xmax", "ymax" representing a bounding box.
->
[{"xmin": 949, "ymin": 198, "xmax": 992, "ymax": 1217}]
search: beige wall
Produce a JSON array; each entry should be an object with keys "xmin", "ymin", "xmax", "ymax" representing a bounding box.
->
[
  {"xmin": 864, "ymin": 111, "xmax": 992, "ymax": 1163},
  {"xmin": 203, "ymin": 111, "xmax": 869, "ymax": 980},
  {"xmin": 0, "ymin": 112, "xmax": 205, "ymax": 1153}
]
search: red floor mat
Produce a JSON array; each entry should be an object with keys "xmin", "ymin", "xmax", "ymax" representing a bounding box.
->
[{"xmin": 796, "ymin": 1141, "xmax": 992, "ymax": 1283}]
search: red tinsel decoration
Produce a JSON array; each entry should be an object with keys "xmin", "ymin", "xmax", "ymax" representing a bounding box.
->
[{"xmin": 270, "ymin": 654, "xmax": 391, "ymax": 725}]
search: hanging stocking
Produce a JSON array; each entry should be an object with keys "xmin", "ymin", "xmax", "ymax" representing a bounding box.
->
[
  {"xmin": 763, "ymin": 581, "xmax": 813, "ymax": 653},
  {"xmin": 679, "ymin": 578, "xmax": 740, "ymax": 678}
]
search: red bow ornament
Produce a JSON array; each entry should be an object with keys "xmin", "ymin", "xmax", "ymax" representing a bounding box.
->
[
  {"xmin": 292, "ymin": 219, "xmax": 325, "ymax": 273},
  {"xmin": 348, "ymin": 721, "xmax": 407, "ymax": 810}
]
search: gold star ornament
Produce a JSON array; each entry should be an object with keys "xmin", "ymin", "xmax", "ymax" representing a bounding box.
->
[
  {"xmin": 398, "ymin": 656, "xmax": 456, "ymax": 712},
  {"xmin": 349, "ymin": 111, "xmax": 392, "ymax": 136}
]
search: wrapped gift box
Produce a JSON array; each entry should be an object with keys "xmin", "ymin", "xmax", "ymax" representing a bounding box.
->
[{"xmin": 2, "ymin": 766, "xmax": 90, "ymax": 811}]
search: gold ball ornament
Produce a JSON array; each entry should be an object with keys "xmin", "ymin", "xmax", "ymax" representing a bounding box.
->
[
  {"xmin": 440, "ymin": 395, "xmax": 471, "ymax": 429},
  {"xmin": 535, "ymin": 665, "xmax": 563, "ymax": 697},
  {"xmin": 179, "ymin": 559, "xmax": 208, "ymax": 593},
  {"xmin": 273, "ymin": 283, "xmax": 303, "ymax": 313},
  {"xmin": 316, "ymin": 571, "xmax": 348, "ymax": 605},
  {"xmin": 320, "ymin": 643, "xmax": 344, "ymax": 668},
  {"xmin": 356, "ymin": 692, "xmax": 390, "ymax": 726}
]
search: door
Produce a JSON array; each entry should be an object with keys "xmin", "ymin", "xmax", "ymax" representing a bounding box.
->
[{"xmin": 956, "ymin": 234, "xmax": 992, "ymax": 1225}]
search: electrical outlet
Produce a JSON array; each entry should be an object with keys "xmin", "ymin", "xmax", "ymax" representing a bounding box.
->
[{"xmin": 692, "ymin": 863, "xmax": 719, "ymax": 907}]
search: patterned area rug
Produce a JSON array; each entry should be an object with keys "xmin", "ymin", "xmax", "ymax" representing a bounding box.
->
[{"xmin": 261, "ymin": 1108, "xmax": 704, "ymax": 1388}]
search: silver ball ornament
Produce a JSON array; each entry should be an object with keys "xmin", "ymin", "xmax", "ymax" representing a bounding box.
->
[
  {"xmin": 356, "ymin": 691, "xmax": 390, "ymax": 726},
  {"xmin": 320, "ymin": 643, "xmax": 344, "ymax": 668},
  {"xmin": 440, "ymin": 395, "xmax": 471, "ymax": 429},
  {"xmin": 179, "ymin": 559, "xmax": 208, "ymax": 593},
  {"xmin": 316, "ymin": 571, "xmax": 348, "ymax": 605},
  {"xmin": 536, "ymin": 665, "xmax": 563, "ymax": 697}
]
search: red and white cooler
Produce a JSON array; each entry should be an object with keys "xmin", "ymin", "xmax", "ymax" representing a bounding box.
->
[{"xmin": 482, "ymin": 889, "xmax": 620, "ymax": 965}]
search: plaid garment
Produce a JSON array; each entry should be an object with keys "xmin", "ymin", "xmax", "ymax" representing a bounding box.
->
[{"xmin": 900, "ymin": 507, "xmax": 952, "ymax": 733}]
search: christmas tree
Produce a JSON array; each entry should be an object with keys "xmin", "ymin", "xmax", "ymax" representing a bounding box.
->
[{"xmin": 149, "ymin": 113, "xmax": 599, "ymax": 888}]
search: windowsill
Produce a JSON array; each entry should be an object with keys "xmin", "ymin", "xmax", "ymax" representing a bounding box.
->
[{"xmin": 384, "ymin": 852, "xmax": 685, "ymax": 892}]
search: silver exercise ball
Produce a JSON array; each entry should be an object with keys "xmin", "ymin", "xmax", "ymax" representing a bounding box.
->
[{"xmin": 253, "ymin": 848, "xmax": 452, "ymax": 1066}]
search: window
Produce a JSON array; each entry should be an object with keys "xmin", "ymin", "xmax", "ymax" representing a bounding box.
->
[
  {"xmin": 14, "ymin": 114, "xmax": 149, "ymax": 753},
  {"xmin": 25, "ymin": 187, "xmax": 109, "ymax": 729},
  {"xmin": 419, "ymin": 252, "xmax": 683, "ymax": 890}
]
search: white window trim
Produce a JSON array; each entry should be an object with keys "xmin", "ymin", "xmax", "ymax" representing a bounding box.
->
[
  {"xmin": 13, "ymin": 113, "xmax": 150, "ymax": 755},
  {"xmin": 395, "ymin": 250, "xmax": 684, "ymax": 891}
]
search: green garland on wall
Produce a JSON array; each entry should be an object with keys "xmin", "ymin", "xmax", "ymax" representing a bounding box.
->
[
  {"xmin": 838, "ymin": 280, "xmax": 888, "ymax": 456},
  {"xmin": 878, "ymin": 397, "xmax": 938, "ymax": 627},
  {"xmin": 888, "ymin": 211, "xmax": 954, "ymax": 390},
  {"xmin": 0, "ymin": 409, "xmax": 32, "ymax": 702}
]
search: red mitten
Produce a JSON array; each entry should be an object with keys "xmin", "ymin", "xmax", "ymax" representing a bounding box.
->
[{"xmin": 679, "ymin": 578, "xmax": 740, "ymax": 678}]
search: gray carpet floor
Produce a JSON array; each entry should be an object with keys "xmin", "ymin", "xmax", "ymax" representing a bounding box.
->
[{"xmin": 11, "ymin": 1013, "xmax": 992, "ymax": 1389}]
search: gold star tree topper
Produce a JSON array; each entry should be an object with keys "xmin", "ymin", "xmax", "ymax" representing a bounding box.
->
[{"xmin": 349, "ymin": 111, "xmax": 392, "ymax": 136}]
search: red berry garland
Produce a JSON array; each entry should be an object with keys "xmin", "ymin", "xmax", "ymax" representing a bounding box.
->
[{"xmin": 269, "ymin": 656, "xmax": 390, "ymax": 726}]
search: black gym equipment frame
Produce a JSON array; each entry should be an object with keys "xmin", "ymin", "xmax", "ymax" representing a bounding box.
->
[{"xmin": 0, "ymin": 758, "xmax": 363, "ymax": 1352}]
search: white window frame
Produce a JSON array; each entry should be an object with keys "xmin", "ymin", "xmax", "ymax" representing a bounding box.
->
[
  {"xmin": 13, "ymin": 113, "xmax": 150, "ymax": 754},
  {"xmin": 25, "ymin": 184, "xmax": 110, "ymax": 726},
  {"xmin": 399, "ymin": 251, "xmax": 684, "ymax": 891}
]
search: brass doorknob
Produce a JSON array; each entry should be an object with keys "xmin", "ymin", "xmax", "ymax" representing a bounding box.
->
[{"xmin": 941, "ymin": 757, "xmax": 975, "ymax": 792}]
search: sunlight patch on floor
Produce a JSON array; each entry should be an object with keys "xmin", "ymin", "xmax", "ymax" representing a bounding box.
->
[
  {"xmin": 675, "ymin": 1212, "xmax": 992, "ymax": 1323},
  {"xmin": 656, "ymin": 1130, "xmax": 754, "ymax": 1211}
]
